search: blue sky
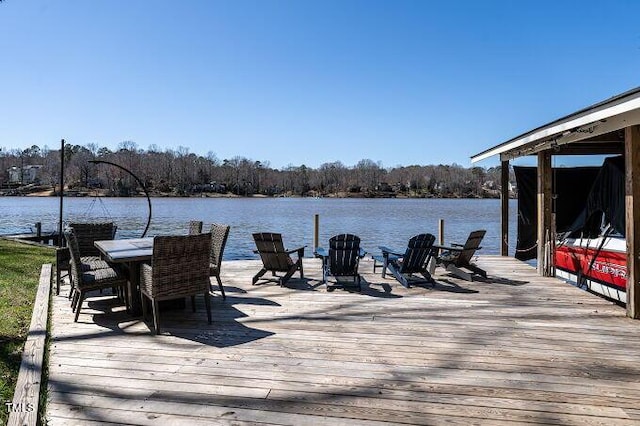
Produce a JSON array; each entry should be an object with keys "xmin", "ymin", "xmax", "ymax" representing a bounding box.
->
[{"xmin": 1, "ymin": 0, "xmax": 639, "ymax": 169}]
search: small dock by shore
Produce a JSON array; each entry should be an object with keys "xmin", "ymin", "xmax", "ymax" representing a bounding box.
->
[
  {"xmin": 3, "ymin": 233, "xmax": 61, "ymax": 247},
  {"xmin": 47, "ymin": 256, "xmax": 640, "ymax": 425}
]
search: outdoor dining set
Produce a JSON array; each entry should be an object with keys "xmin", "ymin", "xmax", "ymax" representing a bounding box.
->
[{"xmin": 56, "ymin": 221, "xmax": 486, "ymax": 335}]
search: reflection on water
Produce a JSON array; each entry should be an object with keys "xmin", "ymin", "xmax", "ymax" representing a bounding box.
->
[{"xmin": 1, "ymin": 197, "xmax": 518, "ymax": 260}]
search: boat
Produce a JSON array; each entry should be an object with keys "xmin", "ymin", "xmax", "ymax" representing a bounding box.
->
[
  {"xmin": 554, "ymin": 234, "xmax": 626, "ymax": 303},
  {"xmin": 514, "ymin": 155, "xmax": 627, "ymax": 303}
]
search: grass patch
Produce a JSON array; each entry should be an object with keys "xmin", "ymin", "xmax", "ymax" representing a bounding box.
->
[{"xmin": 0, "ymin": 238, "xmax": 54, "ymax": 424}]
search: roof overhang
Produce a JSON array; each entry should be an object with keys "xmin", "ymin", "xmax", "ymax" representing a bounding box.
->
[{"xmin": 471, "ymin": 87, "xmax": 640, "ymax": 163}]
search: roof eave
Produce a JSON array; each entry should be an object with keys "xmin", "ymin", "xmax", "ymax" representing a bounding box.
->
[{"xmin": 471, "ymin": 87, "xmax": 640, "ymax": 163}]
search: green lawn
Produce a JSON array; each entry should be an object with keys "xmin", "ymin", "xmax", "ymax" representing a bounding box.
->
[{"xmin": 0, "ymin": 238, "xmax": 54, "ymax": 424}]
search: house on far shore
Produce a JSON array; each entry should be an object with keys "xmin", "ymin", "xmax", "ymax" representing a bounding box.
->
[{"xmin": 8, "ymin": 165, "xmax": 43, "ymax": 184}]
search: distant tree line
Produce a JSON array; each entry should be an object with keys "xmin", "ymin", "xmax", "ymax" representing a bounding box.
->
[{"xmin": 0, "ymin": 142, "xmax": 515, "ymax": 198}]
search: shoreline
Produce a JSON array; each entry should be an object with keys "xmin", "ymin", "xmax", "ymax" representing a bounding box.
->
[{"xmin": 9, "ymin": 188, "xmax": 511, "ymax": 199}]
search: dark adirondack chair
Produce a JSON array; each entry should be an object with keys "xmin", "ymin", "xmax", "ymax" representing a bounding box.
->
[
  {"xmin": 252, "ymin": 233, "xmax": 305, "ymax": 286},
  {"xmin": 375, "ymin": 233, "xmax": 437, "ymax": 288},
  {"xmin": 435, "ymin": 230, "xmax": 487, "ymax": 281},
  {"xmin": 315, "ymin": 234, "xmax": 366, "ymax": 291}
]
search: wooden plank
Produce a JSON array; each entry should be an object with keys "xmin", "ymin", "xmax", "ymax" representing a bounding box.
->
[
  {"xmin": 8, "ymin": 264, "xmax": 52, "ymax": 426},
  {"xmin": 48, "ymin": 352, "xmax": 640, "ymax": 405},
  {"xmin": 50, "ymin": 321, "xmax": 640, "ymax": 361},
  {"xmin": 47, "ymin": 388, "xmax": 635, "ymax": 426},
  {"xmin": 49, "ymin": 352, "xmax": 640, "ymax": 398},
  {"xmin": 623, "ymin": 408, "xmax": 640, "ymax": 420},
  {"xmin": 625, "ymin": 125, "xmax": 640, "ymax": 318},
  {"xmin": 47, "ymin": 394, "xmax": 397, "ymax": 426},
  {"xmin": 47, "ymin": 406, "xmax": 280, "ymax": 426},
  {"xmin": 53, "ymin": 320, "xmax": 640, "ymax": 360},
  {"xmin": 50, "ymin": 334, "xmax": 640, "ymax": 372},
  {"xmin": 48, "ymin": 341, "xmax": 640, "ymax": 382},
  {"xmin": 47, "ymin": 365, "xmax": 640, "ymax": 410}
]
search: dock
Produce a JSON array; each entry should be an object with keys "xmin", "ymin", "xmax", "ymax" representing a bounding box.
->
[{"xmin": 47, "ymin": 256, "xmax": 640, "ymax": 425}]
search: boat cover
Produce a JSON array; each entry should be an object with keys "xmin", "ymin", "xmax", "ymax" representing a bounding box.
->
[
  {"xmin": 513, "ymin": 157, "xmax": 625, "ymax": 261},
  {"xmin": 567, "ymin": 155, "xmax": 625, "ymax": 239}
]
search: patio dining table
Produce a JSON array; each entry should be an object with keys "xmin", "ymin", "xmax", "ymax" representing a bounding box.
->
[{"xmin": 95, "ymin": 237, "xmax": 153, "ymax": 315}]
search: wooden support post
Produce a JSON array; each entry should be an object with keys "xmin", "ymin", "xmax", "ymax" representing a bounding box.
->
[
  {"xmin": 313, "ymin": 214, "xmax": 319, "ymax": 250},
  {"xmin": 436, "ymin": 219, "xmax": 444, "ymax": 257},
  {"xmin": 625, "ymin": 126, "xmax": 640, "ymax": 319},
  {"xmin": 58, "ymin": 139, "xmax": 65, "ymax": 248},
  {"xmin": 537, "ymin": 151, "xmax": 553, "ymax": 276},
  {"xmin": 500, "ymin": 160, "xmax": 509, "ymax": 256}
]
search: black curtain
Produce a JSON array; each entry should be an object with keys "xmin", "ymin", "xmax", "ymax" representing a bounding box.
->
[
  {"xmin": 514, "ymin": 164, "xmax": 602, "ymax": 260},
  {"xmin": 566, "ymin": 156, "xmax": 625, "ymax": 238}
]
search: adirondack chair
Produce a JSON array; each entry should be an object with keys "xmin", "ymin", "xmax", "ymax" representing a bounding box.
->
[
  {"xmin": 252, "ymin": 232, "xmax": 305, "ymax": 286},
  {"xmin": 375, "ymin": 233, "xmax": 437, "ymax": 288},
  {"xmin": 435, "ymin": 230, "xmax": 487, "ymax": 281},
  {"xmin": 314, "ymin": 234, "xmax": 366, "ymax": 291}
]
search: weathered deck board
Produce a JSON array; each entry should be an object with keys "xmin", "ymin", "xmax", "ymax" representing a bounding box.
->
[
  {"xmin": 47, "ymin": 256, "xmax": 640, "ymax": 425},
  {"xmin": 8, "ymin": 263, "xmax": 52, "ymax": 426}
]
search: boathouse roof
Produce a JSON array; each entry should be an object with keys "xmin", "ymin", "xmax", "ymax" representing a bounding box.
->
[{"xmin": 471, "ymin": 86, "xmax": 640, "ymax": 162}]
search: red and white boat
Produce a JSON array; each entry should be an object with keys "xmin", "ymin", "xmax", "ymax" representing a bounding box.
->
[{"xmin": 555, "ymin": 235, "xmax": 626, "ymax": 303}]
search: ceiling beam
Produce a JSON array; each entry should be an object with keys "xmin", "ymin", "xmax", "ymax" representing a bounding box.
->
[
  {"xmin": 582, "ymin": 130, "xmax": 624, "ymax": 143},
  {"xmin": 549, "ymin": 142, "xmax": 624, "ymax": 156}
]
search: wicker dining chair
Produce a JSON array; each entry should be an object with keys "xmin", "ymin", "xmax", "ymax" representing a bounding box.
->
[
  {"xmin": 140, "ymin": 233, "xmax": 213, "ymax": 334},
  {"xmin": 56, "ymin": 222, "xmax": 116, "ymax": 296},
  {"xmin": 188, "ymin": 220, "xmax": 203, "ymax": 235},
  {"xmin": 68, "ymin": 222, "xmax": 117, "ymax": 257},
  {"xmin": 209, "ymin": 223, "xmax": 230, "ymax": 299},
  {"xmin": 64, "ymin": 222, "xmax": 117, "ymax": 299},
  {"xmin": 65, "ymin": 228, "xmax": 127, "ymax": 322}
]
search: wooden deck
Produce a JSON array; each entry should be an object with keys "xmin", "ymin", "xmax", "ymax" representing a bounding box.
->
[{"xmin": 47, "ymin": 256, "xmax": 640, "ymax": 425}]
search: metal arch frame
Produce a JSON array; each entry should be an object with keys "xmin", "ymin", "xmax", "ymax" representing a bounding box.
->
[{"xmin": 89, "ymin": 159, "xmax": 152, "ymax": 238}]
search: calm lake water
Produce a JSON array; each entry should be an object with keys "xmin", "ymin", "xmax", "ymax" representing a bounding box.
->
[{"xmin": 1, "ymin": 197, "xmax": 518, "ymax": 260}]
